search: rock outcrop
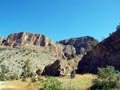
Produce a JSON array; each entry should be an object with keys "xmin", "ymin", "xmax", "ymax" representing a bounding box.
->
[
  {"xmin": 78, "ymin": 27, "xmax": 120, "ymax": 74},
  {"xmin": 59, "ymin": 36, "xmax": 98, "ymax": 55},
  {"xmin": 43, "ymin": 59, "xmax": 76, "ymax": 76},
  {"xmin": 63, "ymin": 45, "xmax": 76, "ymax": 59},
  {"xmin": 2, "ymin": 32, "xmax": 61, "ymax": 56},
  {"xmin": 3, "ymin": 32, "xmax": 54, "ymax": 47}
]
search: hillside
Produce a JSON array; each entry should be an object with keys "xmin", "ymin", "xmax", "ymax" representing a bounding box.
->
[
  {"xmin": 0, "ymin": 32, "xmax": 98, "ymax": 78},
  {"xmin": 78, "ymin": 26, "xmax": 120, "ymax": 73}
]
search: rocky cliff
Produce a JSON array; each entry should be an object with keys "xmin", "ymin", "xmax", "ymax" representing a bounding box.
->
[
  {"xmin": 2, "ymin": 32, "xmax": 62, "ymax": 56},
  {"xmin": 78, "ymin": 27, "xmax": 120, "ymax": 73},
  {"xmin": 59, "ymin": 36, "xmax": 98, "ymax": 55}
]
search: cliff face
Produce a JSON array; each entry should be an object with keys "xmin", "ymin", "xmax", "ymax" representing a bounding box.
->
[
  {"xmin": 2, "ymin": 32, "xmax": 61, "ymax": 56},
  {"xmin": 59, "ymin": 36, "xmax": 98, "ymax": 55},
  {"xmin": 3, "ymin": 32, "xmax": 53, "ymax": 47},
  {"xmin": 78, "ymin": 27, "xmax": 120, "ymax": 74}
]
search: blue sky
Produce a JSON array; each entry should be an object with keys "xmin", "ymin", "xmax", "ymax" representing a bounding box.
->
[{"xmin": 0, "ymin": 0, "xmax": 120, "ymax": 41}]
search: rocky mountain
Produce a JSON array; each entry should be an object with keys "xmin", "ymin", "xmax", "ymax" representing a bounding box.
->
[
  {"xmin": 0, "ymin": 32, "xmax": 98, "ymax": 77},
  {"xmin": 59, "ymin": 36, "xmax": 98, "ymax": 55},
  {"xmin": 78, "ymin": 26, "xmax": 120, "ymax": 74},
  {"xmin": 2, "ymin": 32, "xmax": 62, "ymax": 56}
]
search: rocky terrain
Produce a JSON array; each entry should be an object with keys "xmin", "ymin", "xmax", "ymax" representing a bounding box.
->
[
  {"xmin": 0, "ymin": 32, "xmax": 98, "ymax": 77},
  {"xmin": 2, "ymin": 32, "xmax": 62, "ymax": 57},
  {"xmin": 43, "ymin": 55, "xmax": 83, "ymax": 76},
  {"xmin": 78, "ymin": 26, "xmax": 120, "ymax": 74},
  {"xmin": 59, "ymin": 36, "xmax": 98, "ymax": 55}
]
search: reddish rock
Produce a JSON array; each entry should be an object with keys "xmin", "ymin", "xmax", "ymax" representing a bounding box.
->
[{"xmin": 3, "ymin": 32, "xmax": 61, "ymax": 56}]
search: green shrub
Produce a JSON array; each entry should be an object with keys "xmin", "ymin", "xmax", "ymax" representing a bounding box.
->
[
  {"xmin": 42, "ymin": 76, "xmax": 62, "ymax": 90},
  {"xmin": 0, "ymin": 65, "xmax": 18, "ymax": 81},
  {"xmin": 90, "ymin": 66, "xmax": 120, "ymax": 90},
  {"xmin": 0, "ymin": 73, "xmax": 5, "ymax": 81},
  {"xmin": 6, "ymin": 73, "xmax": 18, "ymax": 80}
]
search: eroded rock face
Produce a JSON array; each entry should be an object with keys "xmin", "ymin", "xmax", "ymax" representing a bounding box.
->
[
  {"xmin": 3, "ymin": 32, "xmax": 60, "ymax": 56},
  {"xmin": 4, "ymin": 32, "xmax": 52, "ymax": 47},
  {"xmin": 59, "ymin": 36, "xmax": 98, "ymax": 55},
  {"xmin": 78, "ymin": 27, "xmax": 120, "ymax": 74},
  {"xmin": 43, "ymin": 59, "xmax": 76, "ymax": 76}
]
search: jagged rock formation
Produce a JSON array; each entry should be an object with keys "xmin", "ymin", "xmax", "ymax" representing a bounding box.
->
[
  {"xmin": 2, "ymin": 32, "xmax": 62, "ymax": 56},
  {"xmin": 43, "ymin": 59, "xmax": 76, "ymax": 76},
  {"xmin": 78, "ymin": 27, "xmax": 120, "ymax": 74},
  {"xmin": 2, "ymin": 32, "xmax": 98, "ymax": 59},
  {"xmin": 59, "ymin": 36, "xmax": 98, "ymax": 55}
]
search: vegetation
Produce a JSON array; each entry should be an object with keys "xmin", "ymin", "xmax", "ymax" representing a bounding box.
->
[
  {"xmin": 0, "ymin": 65, "xmax": 18, "ymax": 81},
  {"xmin": 90, "ymin": 66, "xmax": 120, "ymax": 90},
  {"xmin": 0, "ymin": 74, "xmax": 96, "ymax": 90},
  {"xmin": 31, "ymin": 77, "xmax": 37, "ymax": 83},
  {"xmin": 21, "ymin": 60, "xmax": 32, "ymax": 79},
  {"xmin": 41, "ymin": 76, "xmax": 62, "ymax": 90}
]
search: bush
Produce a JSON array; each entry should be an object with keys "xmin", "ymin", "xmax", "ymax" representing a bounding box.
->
[
  {"xmin": 0, "ymin": 65, "xmax": 18, "ymax": 81},
  {"xmin": 91, "ymin": 79, "xmax": 120, "ymax": 90},
  {"xmin": 6, "ymin": 73, "xmax": 18, "ymax": 80},
  {"xmin": 41, "ymin": 76, "xmax": 62, "ymax": 90},
  {"xmin": 0, "ymin": 73, "xmax": 5, "ymax": 81},
  {"xmin": 90, "ymin": 66, "xmax": 120, "ymax": 90}
]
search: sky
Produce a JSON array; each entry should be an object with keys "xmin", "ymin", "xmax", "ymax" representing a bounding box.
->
[{"xmin": 0, "ymin": 0, "xmax": 120, "ymax": 42}]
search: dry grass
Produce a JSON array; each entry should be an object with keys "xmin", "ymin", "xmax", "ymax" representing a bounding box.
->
[
  {"xmin": 57, "ymin": 74, "xmax": 97, "ymax": 90},
  {"xmin": 0, "ymin": 74, "xmax": 97, "ymax": 90}
]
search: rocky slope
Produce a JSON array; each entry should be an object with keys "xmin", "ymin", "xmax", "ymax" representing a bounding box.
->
[
  {"xmin": 0, "ymin": 46, "xmax": 59, "ymax": 77},
  {"xmin": 0, "ymin": 32, "xmax": 99, "ymax": 77},
  {"xmin": 43, "ymin": 55, "xmax": 83, "ymax": 76},
  {"xmin": 78, "ymin": 27, "xmax": 120, "ymax": 74},
  {"xmin": 59, "ymin": 36, "xmax": 98, "ymax": 55}
]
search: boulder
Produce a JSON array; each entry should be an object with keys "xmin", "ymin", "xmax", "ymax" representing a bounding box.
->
[{"xmin": 43, "ymin": 59, "xmax": 76, "ymax": 76}]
